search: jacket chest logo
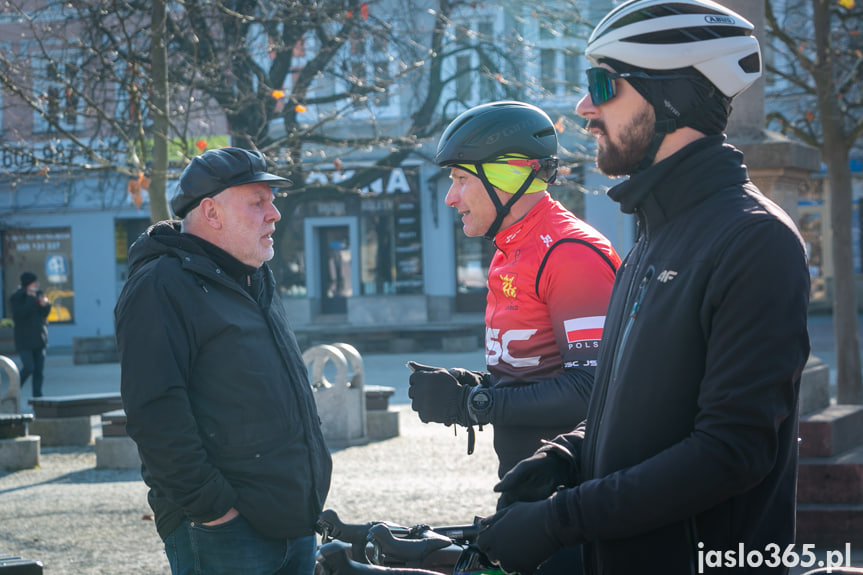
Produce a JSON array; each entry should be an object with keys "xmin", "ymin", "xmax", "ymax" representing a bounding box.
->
[
  {"xmin": 500, "ymin": 273, "xmax": 518, "ymax": 299},
  {"xmin": 657, "ymin": 269, "xmax": 678, "ymax": 283}
]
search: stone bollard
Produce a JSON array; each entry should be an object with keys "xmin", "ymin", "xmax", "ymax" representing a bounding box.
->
[
  {"xmin": 304, "ymin": 344, "xmax": 368, "ymax": 448},
  {"xmin": 0, "ymin": 357, "xmax": 40, "ymax": 470},
  {"xmin": 330, "ymin": 343, "xmax": 397, "ymax": 440},
  {"xmin": 0, "ymin": 355, "xmax": 21, "ymax": 414}
]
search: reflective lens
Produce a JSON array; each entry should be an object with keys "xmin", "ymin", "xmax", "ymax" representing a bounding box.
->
[
  {"xmin": 586, "ymin": 67, "xmax": 618, "ymax": 105},
  {"xmin": 586, "ymin": 67, "xmax": 698, "ymax": 105}
]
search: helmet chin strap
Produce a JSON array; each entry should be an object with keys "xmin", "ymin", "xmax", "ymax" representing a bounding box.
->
[
  {"xmin": 634, "ymin": 117, "xmax": 676, "ymax": 174},
  {"xmin": 633, "ymin": 78, "xmax": 680, "ymax": 174},
  {"xmin": 473, "ymin": 164, "xmax": 540, "ymax": 240}
]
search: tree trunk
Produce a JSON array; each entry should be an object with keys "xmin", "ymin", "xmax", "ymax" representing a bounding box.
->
[
  {"xmin": 149, "ymin": 0, "xmax": 171, "ymax": 223},
  {"xmin": 813, "ymin": 0, "xmax": 863, "ymax": 403}
]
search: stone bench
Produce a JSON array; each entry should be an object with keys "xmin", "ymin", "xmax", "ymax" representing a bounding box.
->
[
  {"xmin": 0, "ymin": 413, "xmax": 33, "ymax": 439},
  {"xmin": 29, "ymin": 392, "xmax": 123, "ymax": 418},
  {"xmin": 94, "ymin": 410, "xmax": 140, "ymax": 469},
  {"xmin": 0, "ymin": 553, "xmax": 43, "ymax": 573},
  {"xmin": 365, "ymin": 385, "xmax": 395, "ymax": 411},
  {"xmin": 365, "ymin": 385, "xmax": 398, "ymax": 441},
  {"xmin": 0, "ymin": 414, "xmax": 39, "ymax": 470},
  {"xmin": 28, "ymin": 393, "xmax": 123, "ymax": 446}
]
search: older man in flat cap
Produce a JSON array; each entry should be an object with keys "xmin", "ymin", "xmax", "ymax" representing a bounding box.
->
[{"xmin": 115, "ymin": 147, "xmax": 332, "ymax": 575}]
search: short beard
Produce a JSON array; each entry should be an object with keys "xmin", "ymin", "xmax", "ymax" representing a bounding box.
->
[{"xmin": 594, "ymin": 103, "xmax": 656, "ymax": 177}]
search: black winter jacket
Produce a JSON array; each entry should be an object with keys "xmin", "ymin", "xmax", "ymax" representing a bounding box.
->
[
  {"xmin": 549, "ymin": 137, "xmax": 810, "ymax": 574},
  {"xmin": 10, "ymin": 288, "xmax": 50, "ymax": 350},
  {"xmin": 115, "ymin": 221, "xmax": 332, "ymax": 541}
]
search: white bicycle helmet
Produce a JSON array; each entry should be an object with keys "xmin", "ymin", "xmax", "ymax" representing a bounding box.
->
[{"xmin": 585, "ymin": 0, "xmax": 761, "ymax": 98}]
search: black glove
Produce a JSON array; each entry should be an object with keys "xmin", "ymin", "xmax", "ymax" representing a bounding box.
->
[
  {"xmin": 407, "ymin": 362, "xmax": 473, "ymax": 426},
  {"xmin": 407, "ymin": 361, "xmax": 489, "ymax": 388},
  {"xmin": 447, "ymin": 367, "xmax": 489, "ymax": 388},
  {"xmin": 494, "ymin": 441, "xmax": 579, "ymax": 510},
  {"xmin": 477, "ymin": 498, "xmax": 561, "ymax": 575}
]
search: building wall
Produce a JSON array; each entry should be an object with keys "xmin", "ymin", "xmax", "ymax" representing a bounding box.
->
[{"xmin": 1, "ymin": 182, "xmax": 145, "ymax": 348}]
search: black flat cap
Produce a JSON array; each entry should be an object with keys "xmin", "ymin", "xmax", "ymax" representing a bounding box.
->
[{"xmin": 171, "ymin": 147, "xmax": 292, "ymax": 218}]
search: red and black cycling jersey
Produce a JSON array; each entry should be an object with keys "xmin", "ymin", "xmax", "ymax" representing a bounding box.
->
[
  {"xmin": 486, "ymin": 194, "xmax": 620, "ymax": 385},
  {"xmin": 483, "ymin": 194, "xmax": 620, "ymax": 476}
]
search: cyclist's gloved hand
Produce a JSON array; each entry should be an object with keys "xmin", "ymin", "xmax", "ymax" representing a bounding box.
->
[
  {"xmin": 494, "ymin": 440, "xmax": 579, "ymax": 510},
  {"xmin": 407, "ymin": 362, "xmax": 473, "ymax": 426},
  {"xmin": 407, "ymin": 361, "xmax": 490, "ymax": 387},
  {"xmin": 447, "ymin": 367, "xmax": 489, "ymax": 388},
  {"xmin": 477, "ymin": 498, "xmax": 561, "ymax": 575}
]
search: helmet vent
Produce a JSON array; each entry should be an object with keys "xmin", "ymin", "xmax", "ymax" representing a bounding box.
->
[
  {"xmin": 606, "ymin": 3, "xmax": 729, "ymax": 33},
  {"xmin": 628, "ymin": 25, "xmax": 750, "ymax": 44},
  {"xmin": 738, "ymin": 52, "xmax": 761, "ymax": 74}
]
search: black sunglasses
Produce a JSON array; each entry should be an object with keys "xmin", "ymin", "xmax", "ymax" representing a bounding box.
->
[{"xmin": 585, "ymin": 67, "xmax": 693, "ymax": 105}]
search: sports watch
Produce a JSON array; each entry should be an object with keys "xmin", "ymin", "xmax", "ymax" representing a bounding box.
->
[{"xmin": 468, "ymin": 387, "xmax": 493, "ymax": 423}]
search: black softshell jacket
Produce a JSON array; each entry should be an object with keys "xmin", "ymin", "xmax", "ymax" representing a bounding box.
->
[
  {"xmin": 115, "ymin": 221, "xmax": 332, "ymax": 541},
  {"xmin": 548, "ymin": 137, "xmax": 810, "ymax": 574}
]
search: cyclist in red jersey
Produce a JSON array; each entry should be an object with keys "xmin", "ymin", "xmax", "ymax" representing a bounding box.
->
[{"xmin": 407, "ymin": 101, "xmax": 621, "ymax": 479}]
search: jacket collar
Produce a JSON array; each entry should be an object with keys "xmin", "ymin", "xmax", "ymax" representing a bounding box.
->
[
  {"xmin": 494, "ymin": 194, "xmax": 554, "ymax": 247},
  {"xmin": 128, "ymin": 220, "xmax": 273, "ymax": 305},
  {"xmin": 607, "ymin": 135, "xmax": 749, "ymax": 228}
]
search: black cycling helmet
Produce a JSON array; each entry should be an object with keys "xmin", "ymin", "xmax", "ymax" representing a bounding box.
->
[{"xmin": 435, "ymin": 101, "xmax": 560, "ymax": 239}]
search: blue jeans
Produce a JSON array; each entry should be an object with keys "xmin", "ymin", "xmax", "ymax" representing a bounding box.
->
[
  {"xmin": 18, "ymin": 347, "xmax": 45, "ymax": 398},
  {"xmin": 164, "ymin": 515, "xmax": 316, "ymax": 575}
]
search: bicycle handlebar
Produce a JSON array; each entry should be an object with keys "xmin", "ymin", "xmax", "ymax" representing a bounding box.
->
[
  {"xmin": 317, "ymin": 542, "xmax": 442, "ymax": 575},
  {"xmin": 367, "ymin": 523, "xmax": 455, "ymax": 566},
  {"xmin": 317, "ymin": 509, "xmax": 411, "ymax": 543},
  {"xmin": 315, "ymin": 510, "xmax": 498, "ymax": 575},
  {"xmin": 316, "ymin": 509, "xmax": 412, "ymax": 562}
]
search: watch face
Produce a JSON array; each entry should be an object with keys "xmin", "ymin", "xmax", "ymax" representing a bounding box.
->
[{"xmin": 471, "ymin": 390, "xmax": 492, "ymax": 411}]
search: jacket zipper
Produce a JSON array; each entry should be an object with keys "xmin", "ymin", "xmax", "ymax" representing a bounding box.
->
[
  {"xmin": 584, "ymin": 210, "xmax": 650, "ymax": 480},
  {"xmin": 583, "ymin": 210, "xmax": 652, "ymax": 575},
  {"xmin": 609, "ymin": 265, "xmax": 654, "ymax": 383}
]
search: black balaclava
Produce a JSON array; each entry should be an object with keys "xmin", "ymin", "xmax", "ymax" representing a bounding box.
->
[{"xmin": 603, "ymin": 59, "xmax": 732, "ymax": 173}]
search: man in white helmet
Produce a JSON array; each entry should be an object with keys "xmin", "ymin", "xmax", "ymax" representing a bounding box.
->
[{"xmin": 476, "ymin": 2, "xmax": 811, "ymax": 574}]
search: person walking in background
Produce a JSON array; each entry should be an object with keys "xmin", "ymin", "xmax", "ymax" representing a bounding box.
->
[
  {"xmin": 406, "ymin": 101, "xmax": 620, "ymax": 573},
  {"xmin": 115, "ymin": 147, "xmax": 332, "ymax": 575},
  {"xmin": 476, "ymin": 2, "xmax": 811, "ymax": 574},
  {"xmin": 9, "ymin": 271, "xmax": 51, "ymax": 398}
]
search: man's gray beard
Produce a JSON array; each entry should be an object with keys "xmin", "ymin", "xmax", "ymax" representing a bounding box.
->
[{"xmin": 596, "ymin": 105, "xmax": 655, "ymax": 177}]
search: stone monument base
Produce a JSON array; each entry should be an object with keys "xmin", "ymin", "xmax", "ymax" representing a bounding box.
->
[
  {"xmin": 30, "ymin": 415, "xmax": 98, "ymax": 446},
  {"xmin": 95, "ymin": 436, "xmax": 140, "ymax": 469},
  {"xmin": 367, "ymin": 409, "xmax": 399, "ymax": 441},
  {"xmin": 0, "ymin": 436, "xmax": 40, "ymax": 470}
]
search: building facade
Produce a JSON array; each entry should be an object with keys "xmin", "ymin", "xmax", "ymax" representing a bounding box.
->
[
  {"xmin": 5, "ymin": 0, "xmax": 856, "ymax": 352},
  {"xmin": 0, "ymin": 1, "xmax": 631, "ymax": 350}
]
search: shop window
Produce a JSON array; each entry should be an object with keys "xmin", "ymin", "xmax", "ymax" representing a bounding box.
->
[
  {"xmin": 115, "ymin": 218, "xmax": 151, "ymax": 293},
  {"xmin": 453, "ymin": 221, "xmax": 493, "ymax": 313},
  {"xmin": 33, "ymin": 54, "xmax": 83, "ymax": 133},
  {"xmin": 2, "ymin": 227, "xmax": 75, "ymax": 323},
  {"xmin": 361, "ymin": 214, "xmax": 395, "ymax": 295},
  {"xmin": 276, "ymin": 203, "xmax": 309, "ymax": 297},
  {"xmin": 277, "ymin": 167, "xmax": 423, "ymax": 298}
]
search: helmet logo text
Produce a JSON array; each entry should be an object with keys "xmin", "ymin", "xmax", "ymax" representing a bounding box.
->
[{"xmin": 705, "ymin": 15, "xmax": 735, "ymax": 25}]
